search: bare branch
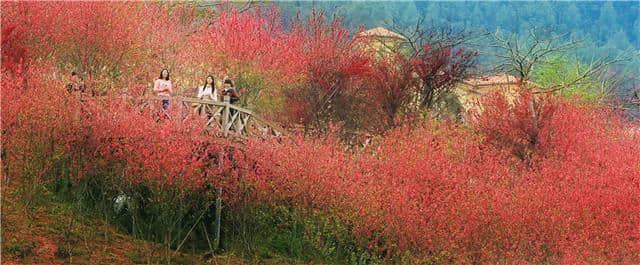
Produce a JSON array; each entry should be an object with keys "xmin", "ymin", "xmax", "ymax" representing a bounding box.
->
[
  {"xmin": 491, "ymin": 27, "xmax": 580, "ymax": 83},
  {"xmin": 386, "ymin": 16, "xmax": 487, "ymax": 59}
]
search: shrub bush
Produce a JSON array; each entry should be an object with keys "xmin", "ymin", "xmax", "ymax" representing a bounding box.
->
[{"xmin": 239, "ymin": 91, "xmax": 640, "ymax": 263}]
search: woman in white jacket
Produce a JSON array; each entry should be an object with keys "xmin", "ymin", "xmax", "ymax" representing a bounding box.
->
[
  {"xmin": 197, "ymin": 75, "xmax": 218, "ymax": 101},
  {"xmin": 196, "ymin": 75, "xmax": 218, "ymax": 118}
]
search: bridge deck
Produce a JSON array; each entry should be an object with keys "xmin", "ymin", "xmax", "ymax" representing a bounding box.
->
[{"xmin": 128, "ymin": 95, "xmax": 285, "ymax": 138}]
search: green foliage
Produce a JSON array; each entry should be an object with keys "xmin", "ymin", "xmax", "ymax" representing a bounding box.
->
[
  {"xmin": 431, "ymin": 91, "xmax": 464, "ymax": 121},
  {"xmin": 46, "ymin": 166, "xmax": 219, "ymax": 262},
  {"xmin": 4, "ymin": 239, "xmax": 36, "ymax": 258},
  {"xmin": 223, "ymin": 203, "xmax": 383, "ymax": 264},
  {"xmin": 231, "ymin": 65, "xmax": 286, "ymax": 115},
  {"xmin": 532, "ymin": 55, "xmax": 601, "ymax": 101},
  {"xmin": 46, "ymin": 162, "xmax": 382, "ymax": 264}
]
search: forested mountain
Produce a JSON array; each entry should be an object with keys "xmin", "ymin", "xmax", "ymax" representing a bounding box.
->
[{"xmin": 277, "ymin": 1, "xmax": 640, "ymax": 72}]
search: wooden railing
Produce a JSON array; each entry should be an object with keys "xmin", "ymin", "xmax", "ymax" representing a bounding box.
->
[{"xmin": 131, "ymin": 95, "xmax": 284, "ymax": 138}]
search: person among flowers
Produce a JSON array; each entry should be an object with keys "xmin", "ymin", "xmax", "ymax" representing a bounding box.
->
[
  {"xmin": 221, "ymin": 78, "xmax": 240, "ymax": 118},
  {"xmin": 221, "ymin": 78, "xmax": 239, "ymax": 104},
  {"xmin": 153, "ymin": 68, "xmax": 173, "ymax": 110},
  {"xmin": 197, "ymin": 75, "xmax": 218, "ymax": 101},
  {"xmin": 66, "ymin": 71, "xmax": 86, "ymax": 95},
  {"xmin": 195, "ymin": 74, "xmax": 218, "ymax": 118}
]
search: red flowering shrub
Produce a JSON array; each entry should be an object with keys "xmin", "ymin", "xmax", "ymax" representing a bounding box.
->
[
  {"xmin": 285, "ymin": 12, "xmax": 371, "ymax": 130},
  {"xmin": 412, "ymin": 45, "xmax": 477, "ymax": 109},
  {"xmin": 241, "ymin": 123, "xmax": 506, "ymax": 260},
  {"xmin": 471, "ymin": 90, "xmax": 557, "ymax": 163},
  {"xmin": 1, "ymin": 67, "xmax": 235, "ymax": 196},
  {"xmin": 466, "ymin": 91, "xmax": 640, "ymax": 262},
  {"xmin": 365, "ymin": 54, "xmax": 421, "ymax": 129},
  {"xmin": 1, "ymin": 1, "xmax": 199, "ymax": 93},
  {"xmin": 194, "ymin": 7, "xmax": 374, "ymax": 129},
  {"xmin": 1, "ymin": 24, "xmax": 30, "ymax": 75},
  {"xmin": 237, "ymin": 91, "xmax": 640, "ymax": 263}
]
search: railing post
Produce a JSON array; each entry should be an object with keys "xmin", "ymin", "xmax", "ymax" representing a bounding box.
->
[
  {"xmin": 223, "ymin": 96, "xmax": 230, "ymax": 137},
  {"xmin": 214, "ymin": 185, "xmax": 222, "ymax": 250},
  {"xmin": 213, "ymin": 149, "xmax": 224, "ymax": 251},
  {"xmin": 175, "ymin": 96, "xmax": 184, "ymax": 121}
]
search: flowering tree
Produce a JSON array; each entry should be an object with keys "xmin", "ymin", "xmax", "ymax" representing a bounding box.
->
[
  {"xmin": 1, "ymin": 24, "xmax": 30, "ymax": 75},
  {"xmin": 365, "ymin": 54, "xmax": 419, "ymax": 128},
  {"xmin": 412, "ymin": 45, "xmax": 477, "ymax": 109},
  {"xmin": 386, "ymin": 21, "xmax": 480, "ymax": 110},
  {"xmin": 1, "ymin": 2, "xmax": 201, "ymax": 94},
  {"xmin": 194, "ymin": 7, "xmax": 374, "ymax": 132},
  {"xmin": 288, "ymin": 12, "xmax": 371, "ymax": 131}
]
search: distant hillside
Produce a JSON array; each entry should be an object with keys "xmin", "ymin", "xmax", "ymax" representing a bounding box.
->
[{"xmin": 277, "ymin": 1, "xmax": 640, "ymax": 73}]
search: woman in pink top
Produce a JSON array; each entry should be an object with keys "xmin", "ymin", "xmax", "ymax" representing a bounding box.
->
[{"xmin": 153, "ymin": 68, "xmax": 173, "ymax": 110}]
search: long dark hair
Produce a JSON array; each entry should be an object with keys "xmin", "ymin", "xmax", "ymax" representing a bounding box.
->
[
  {"xmin": 203, "ymin": 75, "xmax": 215, "ymax": 89},
  {"xmin": 159, "ymin": 69, "xmax": 170, "ymax": 81}
]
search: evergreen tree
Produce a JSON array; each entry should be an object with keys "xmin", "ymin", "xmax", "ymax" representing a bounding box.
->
[
  {"xmin": 531, "ymin": 2, "xmax": 557, "ymax": 27},
  {"xmin": 633, "ymin": 18, "xmax": 640, "ymax": 46},
  {"xmin": 468, "ymin": 3, "xmax": 485, "ymax": 30},
  {"xmin": 565, "ymin": 3, "xmax": 583, "ymax": 30},
  {"xmin": 423, "ymin": 2, "xmax": 443, "ymax": 25},
  {"xmin": 596, "ymin": 1, "xmax": 619, "ymax": 44},
  {"xmin": 494, "ymin": 3, "xmax": 514, "ymax": 32},
  {"xmin": 392, "ymin": 2, "xmax": 419, "ymax": 26},
  {"xmin": 604, "ymin": 29, "xmax": 632, "ymax": 54}
]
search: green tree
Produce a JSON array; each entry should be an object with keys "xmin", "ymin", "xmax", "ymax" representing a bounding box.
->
[
  {"xmin": 633, "ymin": 18, "xmax": 640, "ymax": 46},
  {"xmin": 391, "ymin": 2, "xmax": 419, "ymax": 26},
  {"xmin": 530, "ymin": 2, "xmax": 556, "ymax": 27},
  {"xmin": 468, "ymin": 4, "xmax": 485, "ymax": 30},
  {"xmin": 422, "ymin": 2, "xmax": 443, "ymax": 24},
  {"xmin": 334, "ymin": 2, "xmax": 393, "ymax": 29},
  {"xmin": 596, "ymin": 1, "xmax": 619, "ymax": 43},
  {"xmin": 565, "ymin": 3, "xmax": 583, "ymax": 30},
  {"xmin": 532, "ymin": 55, "xmax": 601, "ymax": 101},
  {"xmin": 494, "ymin": 3, "xmax": 514, "ymax": 31},
  {"xmin": 603, "ymin": 29, "xmax": 632, "ymax": 53}
]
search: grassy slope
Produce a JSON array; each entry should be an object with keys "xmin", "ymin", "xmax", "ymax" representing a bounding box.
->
[{"xmin": 1, "ymin": 178, "xmax": 252, "ymax": 265}]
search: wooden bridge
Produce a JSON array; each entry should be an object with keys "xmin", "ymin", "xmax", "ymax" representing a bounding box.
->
[{"xmin": 131, "ymin": 95, "xmax": 285, "ymax": 138}]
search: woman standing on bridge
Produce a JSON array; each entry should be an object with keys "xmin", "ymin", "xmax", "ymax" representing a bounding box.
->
[
  {"xmin": 196, "ymin": 75, "xmax": 218, "ymax": 118},
  {"xmin": 197, "ymin": 75, "xmax": 218, "ymax": 101},
  {"xmin": 153, "ymin": 68, "xmax": 173, "ymax": 110}
]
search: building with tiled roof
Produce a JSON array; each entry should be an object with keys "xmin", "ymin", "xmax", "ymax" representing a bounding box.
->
[
  {"xmin": 355, "ymin": 27, "xmax": 407, "ymax": 58},
  {"xmin": 357, "ymin": 27, "xmax": 407, "ymax": 41}
]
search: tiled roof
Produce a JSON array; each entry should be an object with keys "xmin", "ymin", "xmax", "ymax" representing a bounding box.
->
[{"xmin": 357, "ymin": 27, "xmax": 407, "ymax": 40}]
